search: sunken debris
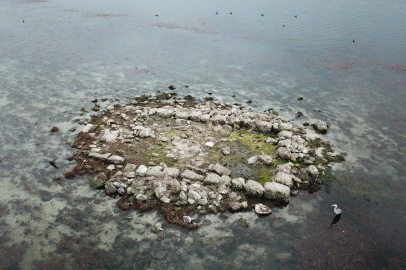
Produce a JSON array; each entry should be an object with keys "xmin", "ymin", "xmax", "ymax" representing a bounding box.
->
[{"xmin": 65, "ymin": 93, "xmax": 344, "ymax": 229}]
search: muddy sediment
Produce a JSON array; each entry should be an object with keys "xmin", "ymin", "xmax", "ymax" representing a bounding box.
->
[{"xmin": 65, "ymin": 93, "xmax": 344, "ymax": 229}]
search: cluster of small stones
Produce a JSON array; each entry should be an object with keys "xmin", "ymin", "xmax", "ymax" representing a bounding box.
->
[{"xmin": 68, "ymin": 94, "xmax": 342, "ymax": 227}]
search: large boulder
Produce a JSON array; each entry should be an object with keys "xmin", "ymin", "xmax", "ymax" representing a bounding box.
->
[
  {"xmin": 276, "ymin": 147, "xmax": 291, "ymax": 160},
  {"xmin": 107, "ymin": 155, "xmax": 126, "ymax": 165},
  {"xmin": 231, "ymin": 178, "xmax": 245, "ymax": 190},
  {"xmin": 245, "ymin": 180, "xmax": 264, "ymax": 198},
  {"xmin": 312, "ymin": 120, "xmax": 328, "ymax": 134},
  {"xmin": 274, "ymin": 172, "xmax": 294, "ymax": 188},
  {"xmin": 306, "ymin": 165, "xmax": 319, "ymax": 178},
  {"xmin": 204, "ymin": 173, "xmax": 220, "ymax": 185},
  {"xmin": 135, "ymin": 165, "xmax": 148, "ymax": 176},
  {"xmin": 264, "ymin": 182, "xmax": 290, "ymax": 203},
  {"xmin": 209, "ymin": 163, "xmax": 231, "ymax": 176},
  {"xmin": 180, "ymin": 170, "xmax": 204, "ymax": 181}
]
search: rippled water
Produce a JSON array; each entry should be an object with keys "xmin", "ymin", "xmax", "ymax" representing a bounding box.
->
[{"xmin": 1, "ymin": 0, "xmax": 406, "ymax": 269}]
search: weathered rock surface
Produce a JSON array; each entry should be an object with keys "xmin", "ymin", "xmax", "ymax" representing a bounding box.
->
[
  {"xmin": 264, "ymin": 182, "xmax": 290, "ymax": 203},
  {"xmin": 245, "ymin": 180, "xmax": 264, "ymax": 197},
  {"xmin": 312, "ymin": 120, "xmax": 328, "ymax": 133},
  {"xmin": 107, "ymin": 155, "xmax": 126, "ymax": 165},
  {"xmin": 89, "ymin": 172, "xmax": 107, "ymax": 189},
  {"xmin": 254, "ymin": 203, "xmax": 272, "ymax": 215}
]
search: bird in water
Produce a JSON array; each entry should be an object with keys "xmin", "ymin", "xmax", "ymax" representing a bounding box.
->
[
  {"xmin": 331, "ymin": 204, "xmax": 342, "ymax": 215},
  {"xmin": 155, "ymin": 14, "xmax": 158, "ymax": 17},
  {"xmin": 215, "ymin": 12, "xmax": 218, "ymax": 14},
  {"xmin": 261, "ymin": 14, "xmax": 264, "ymax": 16},
  {"xmin": 230, "ymin": 12, "xmax": 232, "ymax": 15},
  {"xmin": 294, "ymin": 15, "xmax": 297, "ymax": 18},
  {"xmin": 49, "ymin": 159, "xmax": 59, "ymax": 169},
  {"xmin": 353, "ymin": 39, "xmax": 355, "ymax": 43}
]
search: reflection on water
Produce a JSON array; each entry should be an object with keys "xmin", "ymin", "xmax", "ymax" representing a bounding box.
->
[
  {"xmin": 329, "ymin": 214, "xmax": 341, "ymax": 229},
  {"xmin": 1, "ymin": 0, "xmax": 406, "ymax": 268}
]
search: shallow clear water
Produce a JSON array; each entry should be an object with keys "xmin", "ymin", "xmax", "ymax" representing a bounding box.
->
[{"xmin": 1, "ymin": 0, "xmax": 406, "ymax": 269}]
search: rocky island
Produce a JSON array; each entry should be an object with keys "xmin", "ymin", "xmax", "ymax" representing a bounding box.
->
[{"xmin": 64, "ymin": 93, "xmax": 344, "ymax": 229}]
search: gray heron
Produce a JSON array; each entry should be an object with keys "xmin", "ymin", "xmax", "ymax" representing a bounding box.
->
[{"xmin": 331, "ymin": 204, "xmax": 342, "ymax": 215}]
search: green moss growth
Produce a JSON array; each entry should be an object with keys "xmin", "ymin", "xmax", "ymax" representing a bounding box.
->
[
  {"xmin": 145, "ymin": 145, "xmax": 179, "ymax": 168},
  {"xmin": 256, "ymin": 165, "xmax": 273, "ymax": 185},
  {"xmin": 156, "ymin": 92, "xmax": 172, "ymax": 100},
  {"xmin": 229, "ymin": 130, "xmax": 276, "ymax": 156}
]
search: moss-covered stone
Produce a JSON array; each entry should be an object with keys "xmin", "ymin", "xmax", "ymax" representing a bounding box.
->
[{"xmin": 89, "ymin": 172, "xmax": 107, "ymax": 189}]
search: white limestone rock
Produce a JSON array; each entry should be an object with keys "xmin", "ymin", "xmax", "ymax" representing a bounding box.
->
[
  {"xmin": 209, "ymin": 163, "xmax": 231, "ymax": 176},
  {"xmin": 135, "ymin": 165, "xmax": 148, "ymax": 176},
  {"xmin": 222, "ymin": 147, "xmax": 231, "ymax": 155},
  {"xmin": 163, "ymin": 167, "xmax": 180, "ymax": 178},
  {"xmin": 88, "ymin": 152, "xmax": 111, "ymax": 161},
  {"xmin": 277, "ymin": 130, "xmax": 293, "ymax": 139},
  {"xmin": 245, "ymin": 180, "xmax": 264, "ymax": 198},
  {"xmin": 254, "ymin": 203, "xmax": 272, "ymax": 215},
  {"xmin": 204, "ymin": 173, "xmax": 221, "ymax": 185},
  {"xmin": 205, "ymin": 141, "xmax": 215, "ymax": 148},
  {"xmin": 247, "ymin": 155, "xmax": 259, "ymax": 165},
  {"xmin": 180, "ymin": 170, "xmax": 204, "ymax": 181},
  {"xmin": 101, "ymin": 129, "xmax": 119, "ymax": 142},
  {"xmin": 260, "ymin": 154, "xmax": 273, "ymax": 165},
  {"xmin": 231, "ymin": 178, "xmax": 245, "ymax": 190},
  {"xmin": 264, "ymin": 182, "xmax": 290, "ymax": 203},
  {"xmin": 276, "ymin": 147, "xmax": 291, "ymax": 160},
  {"xmin": 107, "ymin": 155, "xmax": 125, "ymax": 165},
  {"xmin": 82, "ymin": 124, "xmax": 94, "ymax": 133},
  {"xmin": 306, "ymin": 165, "xmax": 319, "ymax": 178},
  {"xmin": 136, "ymin": 194, "xmax": 148, "ymax": 201},
  {"xmin": 274, "ymin": 172, "xmax": 294, "ymax": 188}
]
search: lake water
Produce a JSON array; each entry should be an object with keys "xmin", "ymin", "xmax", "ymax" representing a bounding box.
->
[{"xmin": 1, "ymin": 0, "xmax": 406, "ymax": 269}]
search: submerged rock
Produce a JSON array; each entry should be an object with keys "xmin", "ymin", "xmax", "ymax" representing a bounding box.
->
[
  {"xmin": 312, "ymin": 120, "xmax": 328, "ymax": 134},
  {"xmin": 238, "ymin": 218, "xmax": 249, "ymax": 228}
]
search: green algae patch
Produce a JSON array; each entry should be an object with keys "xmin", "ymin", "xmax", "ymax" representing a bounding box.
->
[
  {"xmin": 229, "ymin": 130, "xmax": 276, "ymax": 156},
  {"xmin": 256, "ymin": 165, "xmax": 273, "ymax": 185}
]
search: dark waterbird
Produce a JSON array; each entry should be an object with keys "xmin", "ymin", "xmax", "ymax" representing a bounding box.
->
[
  {"xmin": 230, "ymin": 12, "xmax": 232, "ymax": 15},
  {"xmin": 155, "ymin": 14, "xmax": 158, "ymax": 17},
  {"xmin": 294, "ymin": 15, "xmax": 297, "ymax": 18},
  {"xmin": 49, "ymin": 159, "xmax": 59, "ymax": 169},
  {"xmin": 215, "ymin": 12, "xmax": 218, "ymax": 14},
  {"xmin": 261, "ymin": 14, "xmax": 264, "ymax": 16},
  {"xmin": 353, "ymin": 39, "xmax": 355, "ymax": 43}
]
